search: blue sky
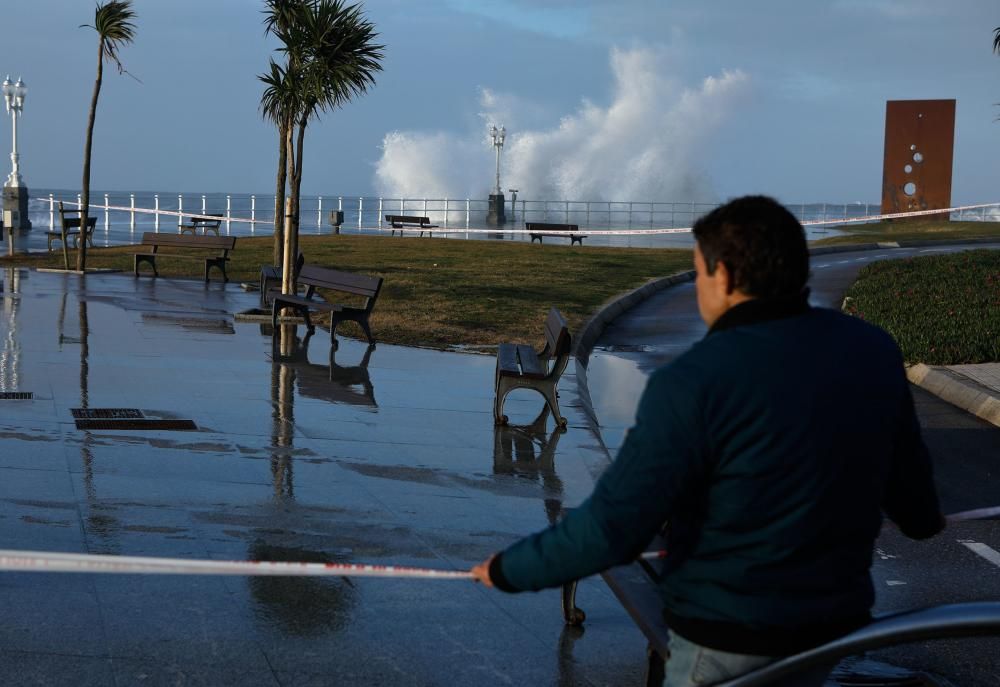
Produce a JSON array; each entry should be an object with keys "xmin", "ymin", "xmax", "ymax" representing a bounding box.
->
[{"xmin": 0, "ymin": 0, "xmax": 997, "ymax": 205}]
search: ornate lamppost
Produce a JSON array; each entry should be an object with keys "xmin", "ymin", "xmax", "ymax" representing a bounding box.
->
[
  {"xmin": 2, "ymin": 76, "xmax": 30, "ymax": 231},
  {"xmin": 486, "ymin": 124, "xmax": 506, "ymax": 227}
]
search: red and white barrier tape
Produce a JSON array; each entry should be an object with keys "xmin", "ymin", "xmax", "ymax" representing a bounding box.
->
[
  {"xmin": 50, "ymin": 201, "xmax": 1000, "ymax": 238},
  {"xmin": 0, "ymin": 549, "xmax": 471, "ymax": 579},
  {"xmin": 0, "ymin": 548, "xmax": 668, "ymax": 577}
]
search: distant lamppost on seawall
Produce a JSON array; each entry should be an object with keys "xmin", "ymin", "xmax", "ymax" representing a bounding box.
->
[
  {"xmin": 2, "ymin": 76, "xmax": 30, "ymax": 232},
  {"xmin": 487, "ymin": 123, "xmax": 506, "ymax": 227}
]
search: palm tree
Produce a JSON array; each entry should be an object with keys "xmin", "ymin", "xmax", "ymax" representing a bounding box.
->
[
  {"xmin": 78, "ymin": 1, "xmax": 136, "ymax": 272},
  {"xmin": 260, "ymin": 0, "xmax": 383, "ymax": 293},
  {"xmin": 994, "ymin": 26, "xmax": 1000, "ymax": 53}
]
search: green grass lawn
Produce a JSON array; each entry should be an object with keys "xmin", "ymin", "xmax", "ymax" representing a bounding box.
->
[
  {"xmin": 0, "ymin": 235, "xmax": 692, "ymax": 349},
  {"xmin": 816, "ymin": 220, "xmax": 1000, "ymax": 246},
  {"xmin": 842, "ymin": 249, "xmax": 1000, "ymax": 365},
  {"xmin": 6, "ymin": 221, "xmax": 996, "ymax": 352}
]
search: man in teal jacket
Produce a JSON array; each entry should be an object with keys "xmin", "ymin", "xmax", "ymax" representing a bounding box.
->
[{"xmin": 472, "ymin": 195, "xmax": 944, "ymax": 685}]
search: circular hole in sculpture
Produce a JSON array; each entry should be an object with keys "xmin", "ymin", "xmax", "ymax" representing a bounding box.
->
[
  {"xmin": 903, "ymin": 182, "xmax": 917, "ymax": 196},
  {"xmin": 910, "ymin": 144, "xmax": 917, "ymax": 151},
  {"xmin": 904, "ymin": 164, "xmax": 913, "ymax": 173},
  {"xmin": 913, "ymin": 152, "xmax": 924, "ymax": 163}
]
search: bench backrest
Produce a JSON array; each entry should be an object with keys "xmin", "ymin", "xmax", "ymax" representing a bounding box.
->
[
  {"xmin": 386, "ymin": 215, "xmax": 431, "ymax": 226},
  {"xmin": 526, "ymin": 222, "xmax": 579, "ymax": 233},
  {"xmin": 189, "ymin": 214, "xmax": 223, "ymax": 226},
  {"xmin": 60, "ymin": 215, "xmax": 97, "ymax": 232},
  {"xmin": 544, "ymin": 308, "xmax": 571, "ymax": 358},
  {"xmin": 298, "ymin": 264, "xmax": 383, "ymax": 302},
  {"xmin": 140, "ymin": 232, "xmax": 236, "ymax": 250}
]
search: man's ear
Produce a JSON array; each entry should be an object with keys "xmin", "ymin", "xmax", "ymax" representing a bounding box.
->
[{"xmin": 716, "ymin": 260, "xmax": 736, "ymax": 295}]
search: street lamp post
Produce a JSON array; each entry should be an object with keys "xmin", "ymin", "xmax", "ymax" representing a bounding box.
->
[
  {"xmin": 2, "ymin": 76, "xmax": 30, "ymax": 232},
  {"xmin": 486, "ymin": 124, "xmax": 506, "ymax": 227}
]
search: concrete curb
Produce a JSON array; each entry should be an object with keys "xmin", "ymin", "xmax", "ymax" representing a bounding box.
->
[
  {"xmin": 808, "ymin": 237, "xmax": 1000, "ymax": 256},
  {"xmin": 906, "ymin": 363, "xmax": 1000, "ymax": 429},
  {"xmin": 569, "ymin": 270, "xmax": 695, "ymax": 441},
  {"xmin": 572, "ymin": 270, "xmax": 695, "ymax": 369}
]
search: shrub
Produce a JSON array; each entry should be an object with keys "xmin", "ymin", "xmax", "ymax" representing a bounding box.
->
[{"xmin": 841, "ymin": 250, "xmax": 1000, "ymax": 365}]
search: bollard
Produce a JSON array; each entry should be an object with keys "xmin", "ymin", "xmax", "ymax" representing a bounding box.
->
[
  {"xmin": 178, "ymin": 195, "xmax": 183, "ymax": 227},
  {"xmin": 130, "ymin": 193, "xmax": 135, "ymax": 230},
  {"xmin": 154, "ymin": 194, "xmax": 160, "ymax": 232},
  {"xmin": 104, "ymin": 193, "xmax": 110, "ymax": 230}
]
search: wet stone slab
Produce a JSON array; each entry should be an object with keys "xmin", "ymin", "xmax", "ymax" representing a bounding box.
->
[{"xmin": 0, "ymin": 267, "xmax": 641, "ymax": 686}]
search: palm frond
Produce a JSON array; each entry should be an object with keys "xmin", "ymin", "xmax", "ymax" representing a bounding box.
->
[
  {"xmin": 994, "ymin": 26, "xmax": 1000, "ymax": 54},
  {"xmin": 85, "ymin": 0, "xmax": 137, "ymax": 75}
]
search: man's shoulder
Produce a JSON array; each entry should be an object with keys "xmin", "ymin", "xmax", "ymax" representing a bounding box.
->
[{"xmin": 806, "ymin": 307, "xmax": 901, "ymax": 351}]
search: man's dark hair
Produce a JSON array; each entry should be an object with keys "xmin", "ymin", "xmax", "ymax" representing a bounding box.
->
[{"xmin": 692, "ymin": 195, "xmax": 809, "ymax": 299}]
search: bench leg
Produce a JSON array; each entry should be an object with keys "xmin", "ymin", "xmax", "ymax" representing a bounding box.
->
[
  {"xmin": 494, "ymin": 377, "xmax": 514, "ymax": 425},
  {"xmin": 358, "ymin": 317, "xmax": 375, "ymax": 345},
  {"xmin": 541, "ymin": 382, "xmax": 567, "ymax": 430},
  {"xmin": 561, "ymin": 581, "xmax": 585, "ymax": 626},
  {"xmin": 645, "ymin": 644, "xmax": 666, "ymax": 687},
  {"xmin": 134, "ymin": 255, "xmax": 158, "ymax": 277}
]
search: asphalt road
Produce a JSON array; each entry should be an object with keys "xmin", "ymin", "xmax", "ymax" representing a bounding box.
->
[{"xmin": 587, "ymin": 243, "xmax": 1000, "ymax": 686}]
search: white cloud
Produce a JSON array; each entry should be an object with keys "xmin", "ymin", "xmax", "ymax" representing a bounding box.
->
[{"xmin": 374, "ymin": 47, "xmax": 749, "ymax": 202}]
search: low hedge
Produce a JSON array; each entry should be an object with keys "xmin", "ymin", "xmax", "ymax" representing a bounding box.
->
[{"xmin": 841, "ymin": 249, "xmax": 1000, "ymax": 365}]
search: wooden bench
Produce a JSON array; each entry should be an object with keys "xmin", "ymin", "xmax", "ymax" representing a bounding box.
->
[
  {"xmin": 385, "ymin": 214, "xmax": 438, "ymax": 237},
  {"xmin": 526, "ymin": 222, "xmax": 588, "ymax": 245},
  {"xmin": 48, "ymin": 205, "xmax": 97, "ymax": 252},
  {"xmin": 559, "ymin": 554, "xmax": 1000, "ymax": 686},
  {"xmin": 259, "ymin": 252, "xmax": 305, "ymax": 306},
  {"xmin": 494, "ymin": 308, "xmax": 571, "ymax": 429},
  {"xmin": 270, "ymin": 264, "xmax": 383, "ymax": 345},
  {"xmin": 133, "ymin": 232, "xmax": 237, "ymax": 283},
  {"xmin": 179, "ymin": 213, "xmax": 224, "ymax": 237}
]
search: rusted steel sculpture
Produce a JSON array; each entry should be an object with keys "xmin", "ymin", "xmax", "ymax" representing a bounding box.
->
[{"xmin": 881, "ymin": 99, "xmax": 956, "ymax": 219}]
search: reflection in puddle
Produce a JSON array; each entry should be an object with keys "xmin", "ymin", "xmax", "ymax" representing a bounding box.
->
[
  {"xmin": 248, "ymin": 541, "xmax": 356, "ymax": 637},
  {"xmin": 583, "ymin": 352, "xmax": 648, "ymax": 447},
  {"xmin": 268, "ymin": 325, "xmax": 378, "ymax": 408},
  {"xmin": 493, "ymin": 406, "xmax": 565, "ymax": 524}
]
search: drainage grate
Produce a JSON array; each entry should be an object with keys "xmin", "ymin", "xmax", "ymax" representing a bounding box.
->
[
  {"xmin": 71, "ymin": 408, "xmax": 145, "ymax": 419},
  {"xmin": 0, "ymin": 392, "xmax": 33, "ymax": 400},
  {"xmin": 74, "ymin": 419, "xmax": 197, "ymax": 431}
]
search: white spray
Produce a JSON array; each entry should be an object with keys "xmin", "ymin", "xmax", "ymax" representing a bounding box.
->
[{"xmin": 374, "ymin": 47, "xmax": 749, "ymax": 204}]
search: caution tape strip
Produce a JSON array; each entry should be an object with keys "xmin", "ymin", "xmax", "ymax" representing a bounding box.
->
[{"xmin": 0, "ymin": 548, "xmax": 668, "ymax": 577}]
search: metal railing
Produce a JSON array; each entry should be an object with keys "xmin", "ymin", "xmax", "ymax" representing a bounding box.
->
[{"xmin": 37, "ymin": 191, "xmax": 907, "ymax": 234}]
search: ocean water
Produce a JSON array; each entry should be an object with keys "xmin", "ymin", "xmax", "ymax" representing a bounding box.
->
[{"xmin": 6, "ymin": 188, "xmax": 896, "ymax": 253}]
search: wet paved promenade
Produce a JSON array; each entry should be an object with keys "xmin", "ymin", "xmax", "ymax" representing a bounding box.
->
[{"xmin": 0, "ymin": 267, "xmax": 649, "ymax": 686}]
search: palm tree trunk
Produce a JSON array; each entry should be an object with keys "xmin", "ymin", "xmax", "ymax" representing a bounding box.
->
[
  {"xmin": 78, "ymin": 38, "xmax": 104, "ymax": 272},
  {"xmin": 272, "ymin": 117, "xmax": 287, "ymax": 266},
  {"xmin": 285, "ymin": 119, "xmax": 306, "ymax": 293},
  {"xmin": 282, "ymin": 123, "xmax": 298, "ymax": 296},
  {"xmin": 286, "ymin": 116, "xmax": 307, "ymax": 294}
]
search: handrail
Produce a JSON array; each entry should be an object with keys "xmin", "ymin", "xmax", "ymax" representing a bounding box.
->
[{"xmin": 719, "ymin": 602, "xmax": 1000, "ymax": 687}]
